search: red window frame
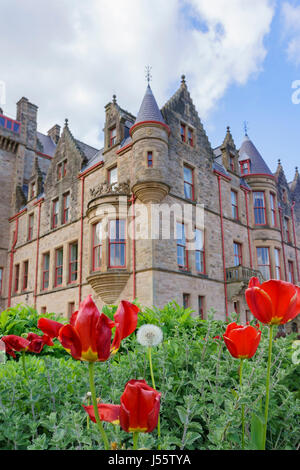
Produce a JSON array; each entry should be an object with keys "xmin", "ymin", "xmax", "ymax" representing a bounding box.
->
[
  {"xmin": 198, "ymin": 296, "xmax": 205, "ymax": 319},
  {"xmin": 288, "ymin": 261, "xmax": 295, "ymax": 284},
  {"xmin": 28, "ymin": 213, "xmax": 34, "ymax": 241},
  {"xmin": 270, "ymin": 193, "xmax": 277, "ymax": 227},
  {"xmin": 110, "ymin": 127, "xmax": 116, "ymax": 147},
  {"xmin": 180, "ymin": 123, "xmax": 186, "ymax": 143},
  {"xmin": 183, "ymin": 293, "xmax": 190, "ymax": 309},
  {"xmin": 177, "ymin": 222, "xmax": 188, "ymax": 270},
  {"xmin": 42, "ymin": 253, "xmax": 50, "ymax": 290},
  {"xmin": 108, "ymin": 219, "xmax": 126, "ymax": 268},
  {"xmin": 23, "ymin": 261, "xmax": 28, "ymax": 291},
  {"xmin": 188, "ymin": 128, "xmax": 194, "ymax": 147},
  {"xmin": 274, "ymin": 248, "xmax": 281, "ymax": 280},
  {"xmin": 256, "ymin": 247, "xmax": 271, "ymax": 280},
  {"xmin": 183, "ymin": 165, "xmax": 194, "ymax": 201},
  {"xmin": 284, "ymin": 217, "xmax": 291, "ymax": 243},
  {"xmin": 14, "ymin": 264, "xmax": 20, "ymax": 293},
  {"xmin": 52, "ymin": 198, "xmax": 59, "ymax": 228},
  {"xmin": 0, "ymin": 114, "xmax": 21, "ymax": 134},
  {"xmin": 0, "ymin": 267, "xmax": 3, "ymax": 295},
  {"xmin": 147, "ymin": 151, "xmax": 153, "ymax": 167},
  {"xmin": 195, "ymin": 229, "xmax": 205, "ymax": 274},
  {"xmin": 69, "ymin": 242, "xmax": 78, "ymax": 283},
  {"xmin": 92, "ymin": 222, "xmax": 102, "ymax": 272},
  {"xmin": 233, "ymin": 242, "xmax": 243, "ymax": 266},
  {"xmin": 63, "ymin": 160, "xmax": 67, "ymax": 177},
  {"xmin": 63, "ymin": 193, "xmax": 70, "ymax": 224},
  {"xmin": 54, "ymin": 248, "xmax": 63, "ymax": 287},
  {"xmin": 231, "ymin": 190, "xmax": 239, "ymax": 220},
  {"xmin": 240, "ymin": 159, "xmax": 250, "ymax": 175},
  {"xmin": 253, "ymin": 191, "xmax": 266, "ymax": 225}
]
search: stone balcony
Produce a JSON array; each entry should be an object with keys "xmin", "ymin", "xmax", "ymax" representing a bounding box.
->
[{"xmin": 226, "ymin": 265, "xmax": 264, "ymax": 300}]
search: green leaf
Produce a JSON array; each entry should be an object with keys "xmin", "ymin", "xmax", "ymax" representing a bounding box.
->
[{"xmin": 250, "ymin": 413, "xmax": 265, "ymax": 450}]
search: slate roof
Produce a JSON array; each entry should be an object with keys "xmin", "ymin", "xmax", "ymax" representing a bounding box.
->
[
  {"xmin": 213, "ymin": 161, "xmax": 230, "ymax": 178},
  {"xmin": 36, "ymin": 132, "xmax": 56, "ymax": 157},
  {"xmin": 239, "ymin": 136, "xmax": 273, "ymax": 176},
  {"xmin": 75, "ymin": 139, "xmax": 99, "ymax": 161},
  {"xmin": 134, "ymin": 85, "xmax": 165, "ymax": 125},
  {"xmin": 80, "ymin": 148, "xmax": 104, "ymax": 173}
]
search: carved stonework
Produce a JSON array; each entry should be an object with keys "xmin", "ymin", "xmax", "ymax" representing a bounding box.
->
[
  {"xmin": 132, "ymin": 181, "xmax": 170, "ymax": 204},
  {"xmin": 89, "ymin": 181, "xmax": 130, "ymax": 200},
  {"xmin": 87, "ymin": 271, "xmax": 130, "ymax": 304}
]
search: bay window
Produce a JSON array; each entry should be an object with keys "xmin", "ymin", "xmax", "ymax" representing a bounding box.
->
[{"xmin": 109, "ymin": 220, "xmax": 126, "ymax": 268}]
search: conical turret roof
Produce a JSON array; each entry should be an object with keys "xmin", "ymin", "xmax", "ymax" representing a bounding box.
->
[
  {"xmin": 134, "ymin": 85, "xmax": 165, "ymax": 125},
  {"xmin": 239, "ymin": 135, "xmax": 273, "ymax": 176}
]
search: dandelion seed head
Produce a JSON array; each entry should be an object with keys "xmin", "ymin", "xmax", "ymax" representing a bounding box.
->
[{"xmin": 137, "ymin": 324, "xmax": 163, "ymax": 347}]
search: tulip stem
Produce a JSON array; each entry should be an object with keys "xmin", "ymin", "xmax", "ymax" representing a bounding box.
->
[
  {"xmin": 239, "ymin": 358, "xmax": 245, "ymax": 450},
  {"xmin": 21, "ymin": 351, "xmax": 27, "ymax": 379},
  {"xmin": 148, "ymin": 346, "xmax": 161, "ymax": 449},
  {"xmin": 263, "ymin": 325, "xmax": 274, "ymax": 450},
  {"xmin": 133, "ymin": 431, "xmax": 139, "ymax": 450},
  {"xmin": 88, "ymin": 362, "xmax": 110, "ymax": 450}
]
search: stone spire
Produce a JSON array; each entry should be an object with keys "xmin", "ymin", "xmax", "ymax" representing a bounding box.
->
[{"xmin": 239, "ymin": 135, "xmax": 273, "ymax": 176}]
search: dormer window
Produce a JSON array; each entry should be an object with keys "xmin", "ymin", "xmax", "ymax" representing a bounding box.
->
[
  {"xmin": 240, "ymin": 160, "xmax": 250, "ymax": 175},
  {"xmin": 229, "ymin": 155, "xmax": 235, "ymax": 172},
  {"xmin": 30, "ymin": 182, "xmax": 35, "ymax": 199},
  {"xmin": 110, "ymin": 127, "xmax": 117, "ymax": 147}
]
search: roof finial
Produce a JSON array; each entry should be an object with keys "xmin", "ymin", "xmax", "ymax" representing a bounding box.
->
[
  {"xmin": 145, "ymin": 65, "xmax": 152, "ymax": 85},
  {"xmin": 112, "ymin": 94, "xmax": 117, "ymax": 105},
  {"xmin": 65, "ymin": 118, "xmax": 69, "ymax": 127},
  {"xmin": 278, "ymin": 158, "xmax": 281, "ymax": 165},
  {"xmin": 181, "ymin": 74, "xmax": 186, "ymax": 86},
  {"xmin": 243, "ymin": 121, "xmax": 249, "ymax": 136},
  {"xmin": 227, "ymin": 125, "xmax": 230, "ymax": 133}
]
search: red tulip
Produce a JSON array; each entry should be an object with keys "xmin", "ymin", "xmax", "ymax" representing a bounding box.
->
[
  {"xmin": 38, "ymin": 295, "xmax": 139, "ymax": 362},
  {"xmin": 1, "ymin": 335, "xmax": 30, "ymax": 358},
  {"xmin": 26, "ymin": 333, "xmax": 53, "ymax": 353},
  {"xmin": 83, "ymin": 379, "xmax": 161, "ymax": 433},
  {"xmin": 245, "ymin": 277, "xmax": 300, "ymax": 325},
  {"xmin": 223, "ymin": 322, "xmax": 261, "ymax": 359}
]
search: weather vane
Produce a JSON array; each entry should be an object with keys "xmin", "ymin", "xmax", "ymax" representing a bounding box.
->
[
  {"xmin": 243, "ymin": 121, "xmax": 249, "ymax": 136},
  {"xmin": 145, "ymin": 65, "xmax": 152, "ymax": 84}
]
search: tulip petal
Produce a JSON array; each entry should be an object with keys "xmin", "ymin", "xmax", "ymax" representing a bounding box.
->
[
  {"xmin": 259, "ymin": 280, "xmax": 298, "ymax": 324},
  {"xmin": 83, "ymin": 404, "xmax": 120, "ymax": 424},
  {"xmin": 2, "ymin": 335, "xmax": 30, "ymax": 353},
  {"xmin": 74, "ymin": 295, "xmax": 101, "ymax": 357},
  {"xmin": 59, "ymin": 324, "xmax": 82, "ymax": 360},
  {"xmin": 95, "ymin": 314, "xmax": 114, "ymax": 362},
  {"xmin": 38, "ymin": 318, "xmax": 64, "ymax": 338},
  {"xmin": 228, "ymin": 325, "xmax": 261, "ymax": 359},
  {"xmin": 111, "ymin": 301, "xmax": 139, "ymax": 354},
  {"xmin": 245, "ymin": 286, "xmax": 274, "ymax": 323},
  {"xmin": 223, "ymin": 335, "xmax": 239, "ymax": 358},
  {"xmin": 26, "ymin": 333, "xmax": 46, "ymax": 353}
]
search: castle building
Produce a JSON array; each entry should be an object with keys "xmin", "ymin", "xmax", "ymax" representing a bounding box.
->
[{"xmin": 0, "ymin": 76, "xmax": 299, "ymax": 330}]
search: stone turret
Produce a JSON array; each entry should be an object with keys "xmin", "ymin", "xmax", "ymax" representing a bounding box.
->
[{"xmin": 130, "ymin": 84, "xmax": 170, "ymax": 203}]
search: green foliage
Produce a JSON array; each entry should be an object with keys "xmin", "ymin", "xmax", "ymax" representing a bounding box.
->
[{"xmin": 0, "ymin": 302, "xmax": 299, "ymax": 450}]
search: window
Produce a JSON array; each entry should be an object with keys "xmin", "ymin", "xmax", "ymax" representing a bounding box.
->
[
  {"xmin": 57, "ymin": 163, "xmax": 62, "ymax": 181},
  {"xmin": 229, "ymin": 155, "xmax": 235, "ymax": 172},
  {"xmin": 240, "ymin": 160, "xmax": 250, "ymax": 175},
  {"xmin": 234, "ymin": 301, "xmax": 240, "ymax": 316},
  {"xmin": 14, "ymin": 264, "xmax": 20, "ymax": 293},
  {"xmin": 195, "ymin": 229, "xmax": 205, "ymax": 274},
  {"xmin": 147, "ymin": 151, "xmax": 153, "ymax": 167},
  {"xmin": 41, "ymin": 306, "xmax": 47, "ymax": 314},
  {"xmin": 253, "ymin": 191, "xmax": 266, "ymax": 225},
  {"xmin": 54, "ymin": 248, "xmax": 63, "ymax": 287},
  {"xmin": 270, "ymin": 193, "xmax": 277, "ymax": 227},
  {"xmin": 52, "ymin": 198, "xmax": 59, "ymax": 229},
  {"xmin": 284, "ymin": 217, "xmax": 291, "ymax": 243},
  {"xmin": 233, "ymin": 242, "xmax": 243, "ymax": 266},
  {"xmin": 63, "ymin": 160, "xmax": 67, "ymax": 177},
  {"xmin": 23, "ymin": 261, "xmax": 28, "ymax": 291},
  {"xmin": 42, "ymin": 253, "xmax": 50, "ymax": 290},
  {"xmin": 288, "ymin": 261, "xmax": 295, "ymax": 284},
  {"xmin": 68, "ymin": 302, "xmax": 75, "ymax": 319},
  {"xmin": 198, "ymin": 296, "xmax": 205, "ymax": 319},
  {"xmin": 69, "ymin": 242, "xmax": 78, "ymax": 283},
  {"xmin": 183, "ymin": 293, "xmax": 190, "ymax": 309},
  {"xmin": 30, "ymin": 182, "xmax": 36, "ymax": 199},
  {"xmin": 108, "ymin": 166, "xmax": 118, "ymax": 187},
  {"xmin": 183, "ymin": 165, "xmax": 194, "ymax": 200},
  {"xmin": 109, "ymin": 220, "xmax": 126, "ymax": 268},
  {"xmin": 109, "ymin": 127, "xmax": 117, "ymax": 147},
  {"xmin": 28, "ymin": 213, "xmax": 34, "ymax": 241},
  {"xmin": 188, "ymin": 128, "xmax": 194, "ymax": 147},
  {"xmin": 57, "ymin": 160, "xmax": 67, "ymax": 181},
  {"xmin": 274, "ymin": 248, "xmax": 281, "ymax": 280},
  {"xmin": 176, "ymin": 222, "xmax": 188, "ymax": 269},
  {"xmin": 92, "ymin": 222, "xmax": 102, "ymax": 271},
  {"xmin": 180, "ymin": 123, "xmax": 186, "ymax": 143},
  {"xmin": 0, "ymin": 267, "xmax": 3, "ymax": 295},
  {"xmin": 257, "ymin": 247, "xmax": 271, "ymax": 280},
  {"xmin": 231, "ymin": 190, "xmax": 239, "ymax": 220},
  {"xmin": 63, "ymin": 193, "xmax": 70, "ymax": 224}
]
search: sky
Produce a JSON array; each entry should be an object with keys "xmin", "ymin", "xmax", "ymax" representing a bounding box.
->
[{"xmin": 1, "ymin": 0, "xmax": 299, "ymax": 182}]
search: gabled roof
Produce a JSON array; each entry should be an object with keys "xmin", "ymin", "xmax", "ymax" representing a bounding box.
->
[
  {"xmin": 239, "ymin": 135, "xmax": 273, "ymax": 176},
  {"xmin": 36, "ymin": 131, "xmax": 57, "ymax": 157},
  {"xmin": 134, "ymin": 85, "xmax": 165, "ymax": 125}
]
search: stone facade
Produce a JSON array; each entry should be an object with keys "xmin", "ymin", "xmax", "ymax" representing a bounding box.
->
[{"xmin": 0, "ymin": 78, "xmax": 299, "ymax": 333}]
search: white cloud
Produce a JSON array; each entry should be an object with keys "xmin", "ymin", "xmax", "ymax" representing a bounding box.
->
[
  {"xmin": 281, "ymin": 2, "xmax": 300, "ymax": 65},
  {"xmin": 1, "ymin": 0, "xmax": 275, "ymax": 148}
]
